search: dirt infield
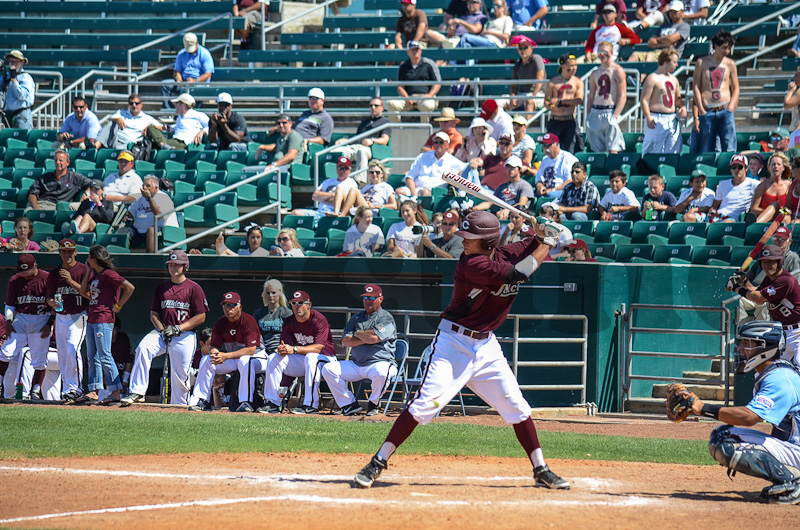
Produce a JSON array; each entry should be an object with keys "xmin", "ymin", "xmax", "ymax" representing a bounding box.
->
[{"xmin": 0, "ymin": 410, "xmax": 797, "ymax": 529}]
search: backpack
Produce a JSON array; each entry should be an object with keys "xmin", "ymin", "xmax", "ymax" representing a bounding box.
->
[
  {"xmin": 130, "ymin": 136, "xmax": 153, "ymax": 162},
  {"xmin": 158, "ymin": 176, "xmax": 175, "ymax": 196},
  {"xmin": 448, "ymin": 78, "xmax": 478, "ymax": 110}
]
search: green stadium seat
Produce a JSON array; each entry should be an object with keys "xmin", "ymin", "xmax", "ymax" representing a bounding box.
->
[
  {"xmin": 653, "ymin": 244, "xmax": 692, "ymax": 264},
  {"xmin": 6, "ymin": 138, "xmax": 28, "ymax": 150},
  {"xmin": 166, "ymin": 169, "xmax": 197, "ymax": 185},
  {"xmin": 691, "ymin": 245, "xmax": 731, "ymax": 265},
  {"xmin": 0, "ymin": 128, "xmax": 28, "ymax": 147},
  {"xmin": 315, "ymin": 216, "xmax": 351, "ymax": 237},
  {"xmin": 106, "ymin": 245, "xmax": 131, "ymax": 254},
  {"xmin": 32, "ymin": 231, "xmax": 59, "ymax": 244},
  {"xmin": 696, "ymin": 163, "xmax": 717, "ymax": 177},
  {"xmin": 267, "ymin": 183, "xmax": 292, "ymax": 209},
  {"xmin": 185, "ymin": 149, "xmax": 217, "ymax": 169},
  {"xmin": 658, "ymin": 164, "xmax": 676, "ymax": 182},
  {"xmin": 213, "ymin": 203, "xmax": 240, "ymax": 229},
  {"xmin": 4, "ymin": 147, "xmax": 36, "ymax": 166},
  {"xmin": 594, "ymin": 221, "xmax": 632, "ymax": 243},
  {"xmin": 96, "ymin": 148, "xmax": 120, "ymax": 166},
  {"xmin": 161, "ymin": 226, "xmax": 187, "ymax": 250},
  {"xmin": 379, "ymin": 208, "xmax": 402, "ymax": 223},
  {"xmin": 195, "ymin": 170, "xmax": 227, "ymax": 190},
  {"xmin": 0, "ymin": 189, "xmax": 17, "ymax": 205},
  {"xmin": 326, "ymin": 229, "xmax": 346, "ymax": 256},
  {"xmin": 588, "ymin": 243, "xmax": 616, "ymax": 260},
  {"xmin": 299, "ymin": 237, "xmax": 328, "ymax": 254},
  {"xmin": 224, "ymin": 235, "xmax": 250, "ymax": 254},
  {"xmin": 716, "ymin": 152, "xmax": 736, "ymax": 172},
  {"xmin": 706, "ymin": 222, "xmax": 745, "ymax": 245},
  {"xmin": 626, "ymin": 175, "xmax": 650, "ymax": 197},
  {"xmin": 25, "ymin": 210, "xmax": 56, "ymax": 224},
  {"xmin": 81, "ymin": 168, "xmax": 106, "ymax": 180},
  {"xmin": 97, "ymin": 233, "xmax": 130, "ymax": 249},
  {"xmin": 73, "ymin": 159, "xmax": 96, "ymax": 172},
  {"xmin": 575, "ymin": 152, "xmax": 607, "ymax": 174},
  {"xmin": 642, "ymin": 153, "xmax": 679, "ymax": 174},
  {"xmin": 54, "ymin": 210, "xmax": 73, "ymax": 232},
  {"xmin": 588, "ymin": 175, "xmax": 609, "ymax": 197},
  {"xmin": 615, "ymin": 244, "xmax": 654, "ymax": 263},
  {"xmin": 704, "ymin": 175, "xmax": 724, "ymax": 192},
  {"xmin": 70, "ymin": 232, "xmax": 96, "ymax": 247},
  {"xmin": 216, "ymin": 150, "xmax": 248, "ymax": 170},
  {"xmin": 561, "ymin": 220, "xmax": 595, "ymax": 238},
  {"xmin": 223, "ymin": 171, "xmax": 261, "ymax": 205},
  {"xmin": 387, "ymin": 172, "xmax": 406, "ymax": 190},
  {"xmin": 27, "ymin": 129, "xmax": 57, "ymax": 147},
  {"xmin": 668, "ymin": 222, "xmax": 707, "ymax": 244},
  {"xmin": 282, "ymin": 214, "xmax": 315, "ymax": 232},
  {"xmin": 290, "ymin": 163, "xmax": 313, "ymax": 186},
  {"xmin": 154, "ymin": 149, "xmax": 186, "ymax": 169},
  {"xmin": 68, "ymin": 147, "xmax": 96, "ymax": 163},
  {"xmin": 729, "ymin": 246, "xmax": 752, "ymax": 268},
  {"xmin": 744, "ymin": 223, "xmax": 773, "ymax": 245},
  {"xmin": 622, "ymin": 133, "xmax": 643, "ymax": 153},
  {"xmin": 630, "ymin": 221, "xmax": 669, "ymax": 244},
  {"xmin": 95, "ymin": 223, "xmax": 112, "ymax": 236},
  {"xmin": 677, "ymin": 153, "xmax": 717, "ymax": 174},
  {"xmin": 135, "ymin": 160, "xmax": 156, "ymax": 173}
]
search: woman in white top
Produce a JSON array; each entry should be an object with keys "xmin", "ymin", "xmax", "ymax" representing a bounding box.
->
[
  {"xmin": 340, "ymin": 160, "xmax": 397, "ymax": 216},
  {"xmin": 269, "ymin": 228, "xmax": 305, "ymax": 257},
  {"xmin": 511, "ymin": 115, "xmax": 535, "ymax": 173},
  {"xmin": 455, "ymin": 0, "xmax": 513, "ymax": 49},
  {"xmin": 215, "ymin": 224, "xmax": 270, "ymax": 256},
  {"xmin": 384, "ymin": 199, "xmax": 428, "ymax": 258},
  {"xmin": 343, "ymin": 206, "xmax": 385, "ymax": 257},
  {"xmin": 455, "ymin": 117, "xmax": 497, "ymax": 163}
]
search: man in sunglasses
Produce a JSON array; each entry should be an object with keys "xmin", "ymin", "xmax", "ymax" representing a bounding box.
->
[
  {"xmin": 709, "ymin": 154, "xmax": 759, "ymax": 223},
  {"xmin": 290, "ymin": 156, "xmax": 358, "ymax": 219},
  {"xmin": 419, "ymin": 210, "xmax": 464, "ymax": 258},
  {"xmin": 753, "ymin": 128, "xmax": 800, "ymax": 162},
  {"xmin": 294, "ymin": 87, "xmax": 335, "ymax": 146},
  {"xmin": 321, "ymin": 284, "xmax": 398, "ymax": 416},
  {"xmin": 257, "ymin": 114, "xmax": 305, "ymax": 174},
  {"xmin": 473, "ymin": 156, "xmax": 533, "ymax": 220},
  {"xmin": 95, "ymin": 94, "xmax": 165, "ymax": 149},
  {"xmin": 262, "ymin": 290, "xmax": 335, "ymax": 415},
  {"xmin": 334, "ymin": 98, "xmax": 392, "ymax": 181},
  {"xmin": 56, "ymin": 96, "xmax": 101, "ymax": 150},
  {"xmin": 402, "ymin": 131, "xmax": 466, "ymax": 197},
  {"xmin": 509, "ymin": 35, "xmax": 545, "ymax": 114}
]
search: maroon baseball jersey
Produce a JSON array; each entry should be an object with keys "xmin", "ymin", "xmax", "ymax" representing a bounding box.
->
[
  {"xmin": 150, "ymin": 279, "xmax": 209, "ymax": 327},
  {"xmin": 758, "ymin": 270, "xmax": 800, "ymax": 325},
  {"xmin": 87, "ymin": 269, "xmax": 126, "ymax": 324},
  {"xmin": 210, "ymin": 312, "xmax": 260, "ymax": 352},
  {"xmin": 0, "ymin": 313, "xmax": 6, "ymax": 343},
  {"xmin": 280, "ymin": 309, "xmax": 335, "ymax": 355},
  {"xmin": 5, "ymin": 270, "xmax": 51, "ymax": 315},
  {"xmin": 441, "ymin": 237, "xmax": 541, "ymax": 332},
  {"xmin": 46, "ymin": 262, "xmax": 89, "ymax": 315}
]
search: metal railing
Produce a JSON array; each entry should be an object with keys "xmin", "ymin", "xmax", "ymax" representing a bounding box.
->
[{"xmin": 254, "ymin": 0, "xmax": 341, "ymax": 52}]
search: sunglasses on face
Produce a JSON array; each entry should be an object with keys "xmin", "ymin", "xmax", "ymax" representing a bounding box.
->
[
  {"xmin": 771, "ymin": 136, "xmax": 783, "ymax": 142},
  {"xmin": 571, "ymin": 169, "xmax": 584, "ymax": 173},
  {"xmin": 289, "ymin": 301, "xmax": 308, "ymax": 307},
  {"xmin": 222, "ymin": 303, "xmax": 238, "ymax": 309},
  {"xmin": 433, "ymin": 140, "xmax": 446, "ymax": 145},
  {"xmin": 277, "ymin": 236, "xmax": 290, "ymax": 242},
  {"xmin": 362, "ymin": 296, "xmax": 379, "ymax": 301},
  {"xmin": 498, "ymin": 141, "xmax": 511, "ymax": 146},
  {"xmin": 369, "ymin": 103, "xmax": 381, "ymax": 107},
  {"xmin": 441, "ymin": 222, "xmax": 457, "ymax": 226},
  {"xmin": 368, "ymin": 169, "xmax": 382, "ymax": 175},
  {"xmin": 337, "ymin": 166, "xmax": 350, "ymax": 170},
  {"xmin": 730, "ymin": 164, "xmax": 744, "ymax": 170},
  {"xmin": 128, "ymin": 101, "xmax": 141, "ymax": 105},
  {"xmin": 277, "ymin": 121, "xmax": 289, "ymax": 125},
  {"xmin": 72, "ymin": 105, "xmax": 86, "ymax": 109},
  {"xmin": 518, "ymin": 45, "xmax": 531, "ymax": 51},
  {"xmin": 309, "ymin": 97, "xmax": 321, "ymax": 101}
]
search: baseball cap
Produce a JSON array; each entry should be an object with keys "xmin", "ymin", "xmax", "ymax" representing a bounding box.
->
[
  {"xmin": 749, "ymin": 152, "xmax": 766, "ymax": 166},
  {"xmin": 361, "ymin": 284, "xmax": 383, "ymax": 297},
  {"xmin": 757, "ymin": 244, "xmax": 784, "ymax": 262},
  {"xmin": 512, "ymin": 115, "xmax": 528, "ymax": 126},
  {"xmin": 59, "ymin": 239, "xmax": 77, "ymax": 251},
  {"xmin": 183, "ymin": 32, "xmax": 198, "ymax": 53},
  {"xmin": 407, "ymin": 40, "xmax": 421, "ymax": 49},
  {"xmin": 774, "ymin": 226, "xmax": 792, "ymax": 240},
  {"xmin": 689, "ymin": 169, "xmax": 706, "ymax": 180},
  {"xmin": 221, "ymin": 291, "xmax": 241, "ymax": 305},
  {"xmin": 337, "ymin": 156, "xmax": 352, "ymax": 169},
  {"xmin": 602, "ymin": 4, "xmax": 617, "ymax": 12},
  {"xmin": 308, "ymin": 87, "xmax": 325, "ymax": 100},
  {"xmin": 276, "ymin": 114, "xmax": 291, "ymax": 123},
  {"xmin": 668, "ymin": 0, "xmax": 684, "ymax": 11},
  {"xmin": 771, "ymin": 127, "xmax": 790, "ymax": 140},
  {"xmin": 166, "ymin": 250, "xmax": 190, "ymax": 269},
  {"xmin": 456, "ymin": 211, "xmax": 501, "ymax": 246},
  {"xmin": 564, "ymin": 239, "xmax": 588, "ymax": 252},
  {"xmin": 291, "ymin": 290, "xmax": 311, "ymax": 304},
  {"xmin": 171, "ymin": 93, "xmax": 195, "ymax": 107},
  {"xmin": 510, "ymin": 34, "xmax": 535, "ymax": 48},
  {"xmin": 505, "ymin": 155, "xmax": 523, "ymax": 168},
  {"xmin": 89, "ymin": 179, "xmax": 104, "ymax": 189},
  {"xmin": 729, "ymin": 154, "xmax": 748, "ymax": 167},
  {"xmin": 443, "ymin": 210, "xmax": 459, "ymax": 223},
  {"xmin": 540, "ymin": 133, "xmax": 559, "ymax": 145},
  {"xmin": 434, "ymin": 131, "xmax": 450, "ymax": 143},
  {"xmin": 217, "ymin": 92, "xmax": 233, "ymax": 105},
  {"xmin": 5, "ymin": 50, "xmax": 27, "ymax": 63},
  {"xmin": 17, "ymin": 253, "xmax": 36, "ymax": 272},
  {"xmin": 479, "ymin": 99, "xmax": 498, "ymax": 120},
  {"xmin": 118, "ymin": 150, "xmax": 135, "ymax": 162},
  {"xmin": 400, "ymin": 0, "xmax": 416, "ymax": 4},
  {"xmin": 498, "ymin": 133, "xmax": 513, "ymax": 143}
]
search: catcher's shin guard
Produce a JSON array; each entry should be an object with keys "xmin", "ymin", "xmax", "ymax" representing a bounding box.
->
[{"xmin": 709, "ymin": 425, "xmax": 799, "ymax": 484}]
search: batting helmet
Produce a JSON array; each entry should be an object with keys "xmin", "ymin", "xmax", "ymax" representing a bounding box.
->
[
  {"xmin": 734, "ymin": 320, "xmax": 785, "ymax": 373},
  {"xmin": 166, "ymin": 250, "xmax": 190, "ymax": 271},
  {"xmin": 757, "ymin": 244, "xmax": 785, "ymax": 266},
  {"xmin": 456, "ymin": 211, "xmax": 501, "ymax": 249}
]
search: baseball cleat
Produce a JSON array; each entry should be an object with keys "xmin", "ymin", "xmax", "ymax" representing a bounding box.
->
[
  {"xmin": 236, "ymin": 402, "xmax": 254, "ymax": 413},
  {"xmin": 290, "ymin": 405, "xmax": 318, "ymax": 415},
  {"xmin": 256, "ymin": 402, "xmax": 281, "ymax": 414},
  {"xmin": 28, "ymin": 387, "xmax": 43, "ymax": 401},
  {"xmin": 188, "ymin": 399, "xmax": 212, "ymax": 411},
  {"xmin": 341, "ymin": 401, "xmax": 363, "ymax": 416},
  {"xmin": 353, "ymin": 455, "xmax": 388, "ymax": 488},
  {"xmin": 61, "ymin": 391, "xmax": 81, "ymax": 404},
  {"xmin": 534, "ymin": 465, "xmax": 570, "ymax": 490},
  {"xmin": 365, "ymin": 401, "xmax": 380, "ymax": 417},
  {"xmin": 120, "ymin": 393, "xmax": 145, "ymax": 406},
  {"xmin": 762, "ymin": 482, "xmax": 800, "ymax": 504}
]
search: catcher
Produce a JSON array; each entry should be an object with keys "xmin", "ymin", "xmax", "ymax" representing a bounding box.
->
[{"xmin": 666, "ymin": 320, "xmax": 800, "ymax": 505}]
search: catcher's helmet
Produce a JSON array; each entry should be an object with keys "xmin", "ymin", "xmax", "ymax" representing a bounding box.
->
[{"xmin": 734, "ymin": 320, "xmax": 785, "ymax": 373}]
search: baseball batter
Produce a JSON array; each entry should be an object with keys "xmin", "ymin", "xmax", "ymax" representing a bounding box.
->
[
  {"xmin": 122, "ymin": 250, "xmax": 209, "ymax": 406},
  {"xmin": 45, "ymin": 239, "xmax": 89, "ymax": 402},
  {"xmin": 187, "ymin": 291, "xmax": 262, "ymax": 411},
  {"xmin": 585, "ymin": 41, "xmax": 627, "ymax": 154},
  {"xmin": 0, "ymin": 254, "xmax": 52, "ymax": 400},
  {"xmin": 354, "ymin": 211, "xmax": 570, "ymax": 490},
  {"xmin": 640, "ymin": 47, "xmax": 686, "ymax": 155}
]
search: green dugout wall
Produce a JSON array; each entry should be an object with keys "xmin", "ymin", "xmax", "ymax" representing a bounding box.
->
[{"xmin": 0, "ymin": 254, "xmax": 731, "ymax": 412}]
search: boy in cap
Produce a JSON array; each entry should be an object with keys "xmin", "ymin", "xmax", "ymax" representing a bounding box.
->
[
  {"xmin": 2, "ymin": 50, "xmax": 34, "ymax": 129},
  {"xmin": 673, "ymin": 169, "xmax": 715, "ymax": 222}
]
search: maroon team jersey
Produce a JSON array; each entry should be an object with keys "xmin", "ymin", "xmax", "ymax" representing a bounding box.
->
[
  {"xmin": 46, "ymin": 262, "xmax": 89, "ymax": 315},
  {"xmin": 150, "ymin": 279, "xmax": 209, "ymax": 327},
  {"xmin": 88, "ymin": 269, "xmax": 126, "ymax": 324},
  {"xmin": 758, "ymin": 270, "xmax": 800, "ymax": 325},
  {"xmin": 5, "ymin": 270, "xmax": 51, "ymax": 315},
  {"xmin": 210, "ymin": 312, "xmax": 260, "ymax": 352},
  {"xmin": 441, "ymin": 237, "xmax": 541, "ymax": 332},
  {"xmin": 279, "ymin": 309, "xmax": 335, "ymax": 356}
]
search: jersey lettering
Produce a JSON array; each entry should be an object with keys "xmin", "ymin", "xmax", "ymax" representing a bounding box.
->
[
  {"xmin": 293, "ymin": 332, "xmax": 315, "ymax": 346},
  {"xmin": 490, "ymin": 282, "xmax": 522, "ymax": 298},
  {"xmin": 597, "ymin": 73, "xmax": 611, "ymax": 99},
  {"xmin": 662, "ymin": 81, "xmax": 674, "ymax": 108},
  {"xmin": 176, "ymin": 309, "xmax": 189, "ymax": 322}
]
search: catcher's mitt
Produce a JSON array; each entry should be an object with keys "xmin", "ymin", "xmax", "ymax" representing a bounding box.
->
[
  {"xmin": 666, "ymin": 382, "xmax": 698, "ymax": 423},
  {"xmin": 7, "ymin": 238, "xmax": 25, "ymax": 251},
  {"xmin": 40, "ymin": 239, "xmax": 60, "ymax": 253}
]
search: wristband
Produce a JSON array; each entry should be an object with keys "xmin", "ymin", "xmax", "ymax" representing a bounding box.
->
[
  {"xmin": 115, "ymin": 303, "xmax": 122, "ymax": 310},
  {"xmin": 700, "ymin": 403, "xmax": 722, "ymax": 420},
  {"xmin": 736, "ymin": 286, "xmax": 750, "ymax": 297},
  {"xmin": 293, "ymin": 345, "xmax": 298, "ymax": 354}
]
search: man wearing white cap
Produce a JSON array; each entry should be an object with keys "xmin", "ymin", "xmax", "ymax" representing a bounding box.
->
[
  {"xmin": 208, "ymin": 92, "xmax": 251, "ymax": 151},
  {"xmin": 629, "ymin": 1, "xmax": 690, "ymax": 62},
  {"xmin": 148, "ymin": 93, "xmax": 209, "ymax": 150},
  {"xmin": 401, "ymin": 131, "xmax": 466, "ymax": 197},
  {"xmin": 473, "ymin": 155, "xmax": 533, "ymax": 220},
  {"xmin": 387, "ymin": 40, "xmax": 441, "ymax": 122},
  {"xmin": 293, "ymin": 88, "xmax": 335, "ymax": 145},
  {"xmin": 2, "ymin": 50, "xmax": 34, "ymax": 129},
  {"xmin": 162, "ymin": 32, "xmax": 215, "ymax": 108}
]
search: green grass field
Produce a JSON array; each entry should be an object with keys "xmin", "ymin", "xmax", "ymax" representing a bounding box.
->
[{"xmin": 0, "ymin": 407, "xmax": 711, "ymax": 465}]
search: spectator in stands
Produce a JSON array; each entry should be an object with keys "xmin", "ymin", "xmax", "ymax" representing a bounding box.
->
[
  {"xmin": 1, "ymin": 50, "xmax": 34, "ymax": 130},
  {"xmin": 672, "ymin": 170, "xmax": 715, "ymax": 222},
  {"xmin": 455, "ymin": 117, "xmax": 497, "ymax": 164},
  {"xmin": 123, "ymin": 176, "xmax": 178, "ymax": 253},
  {"xmin": 95, "ymin": 94, "xmax": 165, "ymax": 150},
  {"xmin": 293, "ymin": 88, "xmax": 335, "ymax": 146},
  {"xmin": 640, "ymin": 174, "xmax": 677, "ymax": 221},
  {"xmin": 233, "ymin": 1, "xmax": 264, "ymax": 47},
  {"xmin": 758, "ymin": 127, "xmax": 800, "ymax": 161},
  {"xmin": 257, "ymin": 115, "xmax": 305, "ymax": 174},
  {"xmin": 630, "ymin": 1, "xmax": 690, "ymax": 62},
  {"xmin": 340, "ymin": 160, "xmax": 397, "ymax": 217},
  {"xmin": 748, "ymin": 153, "xmax": 766, "ymax": 181},
  {"xmin": 2, "ymin": 217, "xmax": 39, "ymax": 252},
  {"xmin": 499, "ymin": 206, "xmax": 533, "ymax": 245},
  {"xmin": 630, "ymin": 0, "xmax": 668, "ymax": 32},
  {"xmin": 641, "ymin": 48, "xmax": 686, "ymax": 155},
  {"xmin": 507, "ymin": 0, "xmax": 548, "ymax": 30},
  {"xmin": 387, "ymin": 41, "xmax": 441, "ymax": 122},
  {"xmin": 544, "ymin": 54, "xmax": 585, "ymax": 154},
  {"xmin": 538, "ymin": 202, "xmax": 572, "ymax": 258},
  {"xmin": 56, "ymin": 96, "xmax": 101, "ymax": 150},
  {"xmin": 597, "ymin": 169, "xmax": 641, "ymax": 221},
  {"xmin": 385, "ymin": 199, "xmax": 428, "ymax": 258},
  {"xmin": 510, "ymin": 115, "xmax": 534, "ymax": 171},
  {"xmin": 476, "ymin": 133, "xmax": 516, "ymax": 190},
  {"xmin": 65, "ymin": 180, "xmax": 113, "ymax": 237},
  {"xmin": 421, "ymin": 107, "xmax": 463, "ymax": 155},
  {"xmin": 343, "ymin": 206, "xmax": 385, "ymax": 257},
  {"xmin": 207, "ymin": 92, "xmax": 251, "ymax": 152},
  {"xmin": 269, "ymin": 228, "xmax": 305, "ymax": 257},
  {"xmin": 564, "ymin": 239, "xmax": 597, "ymax": 262},
  {"xmin": 557, "ymin": 161, "xmax": 600, "ymax": 221},
  {"xmin": 710, "ymin": 154, "xmax": 760, "ymax": 222},
  {"xmin": 149, "ymin": 94, "xmax": 209, "ymax": 150},
  {"xmin": 395, "ymin": 0, "xmax": 429, "ymax": 49},
  {"xmin": 400, "ymin": 132, "xmax": 466, "ymax": 197},
  {"xmin": 291, "ymin": 156, "xmax": 358, "ymax": 219},
  {"xmin": 334, "ymin": 98, "xmax": 392, "ymax": 181},
  {"xmin": 427, "ymin": 0, "xmax": 487, "ymax": 49},
  {"xmin": 27, "ymin": 150, "xmax": 93, "ymax": 211},
  {"xmin": 692, "ymin": 31, "xmax": 739, "ymax": 153},
  {"xmin": 791, "ymin": 28, "xmax": 800, "ymax": 60},
  {"xmin": 535, "ymin": 133, "xmax": 578, "ymax": 200},
  {"xmin": 509, "ymin": 35, "xmax": 545, "ymax": 115},
  {"xmin": 418, "ymin": 209, "xmax": 464, "ymax": 258},
  {"xmin": 473, "ymin": 155, "xmax": 533, "ymax": 220},
  {"xmin": 162, "ymin": 32, "xmax": 214, "ymax": 109},
  {"xmin": 591, "ymin": 0, "xmax": 628, "ymax": 28},
  {"xmin": 585, "ymin": 41, "xmax": 627, "ymax": 154},
  {"xmin": 480, "ymin": 99, "xmax": 513, "ymax": 143},
  {"xmin": 786, "ymin": 159, "xmax": 800, "ymax": 221},
  {"xmin": 215, "ymin": 223, "xmax": 269, "ymax": 257},
  {"xmin": 585, "ymin": 6, "xmax": 641, "ymax": 63},
  {"xmin": 103, "ymin": 151, "xmax": 143, "ymax": 203},
  {"xmin": 751, "ymin": 153, "xmax": 792, "ymax": 224},
  {"xmin": 456, "ymin": 0, "xmax": 512, "ymax": 49},
  {"xmin": 682, "ymin": 0, "xmax": 709, "ymax": 25}
]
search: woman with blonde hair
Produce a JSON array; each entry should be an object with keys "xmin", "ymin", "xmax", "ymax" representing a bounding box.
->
[
  {"xmin": 269, "ymin": 228, "xmax": 305, "ymax": 257},
  {"xmin": 339, "ymin": 159, "xmax": 397, "ymax": 216},
  {"xmin": 752, "ymin": 152, "xmax": 792, "ymax": 224},
  {"xmin": 344, "ymin": 206, "xmax": 386, "ymax": 256},
  {"xmin": 385, "ymin": 199, "xmax": 429, "ymax": 258}
]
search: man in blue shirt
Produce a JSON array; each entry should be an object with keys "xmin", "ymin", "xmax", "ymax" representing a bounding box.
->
[
  {"xmin": 507, "ymin": 0, "xmax": 549, "ymax": 30},
  {"xmin": 2, "ymin": 50, "xmax": 35, "ymax": 130},
  {"xmin": 161, "ymin": 33, "xmax": 215, "ymax": 109},
  {"xmin": 56, "ymin": 96, "xmax": 101, "ymax": 150}
]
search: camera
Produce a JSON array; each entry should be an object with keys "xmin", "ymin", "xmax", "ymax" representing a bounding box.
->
[{"xmin": 412, "ymin": 224, "xmax": 438, "ymax": 235}]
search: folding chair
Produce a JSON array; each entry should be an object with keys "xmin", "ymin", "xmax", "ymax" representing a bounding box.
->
[{"xmin": 354, "ymin": 338, "xmax": 410, "ymax": 415}]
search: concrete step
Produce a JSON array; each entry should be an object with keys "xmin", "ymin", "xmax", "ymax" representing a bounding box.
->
[
  {"xmin": 625, "ymin": 397, "xmax": 725, "ymax": 415},
  {"xmin": 682, "ymin": 370, "xmax": 733, "ymax": 384},
  {"xmin": 652, "ymin": 383, "xmax": 727, "ymax": 401}
]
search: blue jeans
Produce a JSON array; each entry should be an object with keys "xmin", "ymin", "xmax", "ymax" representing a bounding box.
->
[
  {"xmin": 793, "ymin": 30, "xmax": 800, "ymax": 54},
  {"xmin": 456, "ymin": 34, "xmax": 496, "ymax": 48},
  {"xmin": 8, "ymin": 107, "xmax": 32, "ymax": 130},
  {"xmin": 86, "ymin": 322, "xmax": 121, "ymax": 392},
  {"xmin": 564, "ymin": 211, "xmax": 588, "ymax": 221},
  {"xmin": 697, "ymin": 108, "xmax": 736, "ymax": 153}
]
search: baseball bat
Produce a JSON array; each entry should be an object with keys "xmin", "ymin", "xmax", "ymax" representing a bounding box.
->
[
  {"xmin": 160, "ymin": 338, "xmax": 170, "ymax": 404},
  {"xmin": 442, "ymin": 172, "xmax": 534, "ymax": 220},
  {"xmin": 738, "ymin": 209, "xmax": 789, "ymax": 272}
]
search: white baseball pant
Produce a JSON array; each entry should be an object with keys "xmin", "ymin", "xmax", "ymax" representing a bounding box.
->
[
  {"xmin": 240, "ymin": 352, "xmax": 270, "ymax": 404},
  {"xmin": 642, "ymin": 112, "xmax": 682, "ymax": 155},
  {"xmin": 784, "ymin": 327, "xmax": 800, "ymax": 367},
  {"xmin": 188, "ymin": 350, "xmax": 265, "ymax": 406},
  {"xmin": 585, "ymin": 108, "xmax": 625, "ymax": 153},
  {"xmin": 263, "ymin": 352, "xmax": 335, "ymax": 408},
  {"xmin": 129, "ymin": 330, "xmax": 197, "ymax": 405},
  {"xmin": 54, "ymin": 312, "xmax": 87, "ymax": 395},
  {"xmin": 4, "ymin": 347, "xmax": 61, "ymax": 399},
  {"xmin": 321, "ymin": 359, "xmax": 397, "ymax": 407},
  {"xmin": 0, "ymin": 313, "xmax": 51, "ymax": 372}
]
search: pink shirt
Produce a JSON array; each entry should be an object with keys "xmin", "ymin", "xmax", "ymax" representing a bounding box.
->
[{"xmin": 88, "ymin": 269, "xmax": 126, "ymax": 324}]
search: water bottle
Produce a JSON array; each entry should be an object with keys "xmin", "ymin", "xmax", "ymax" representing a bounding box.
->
[
  {"xmin": 644, "ymin": 200, "xmax": 654, "ymax": 221},
  {"xmin": 54, "ymin": 292, "xmax": 63, "ymax": 313}
]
